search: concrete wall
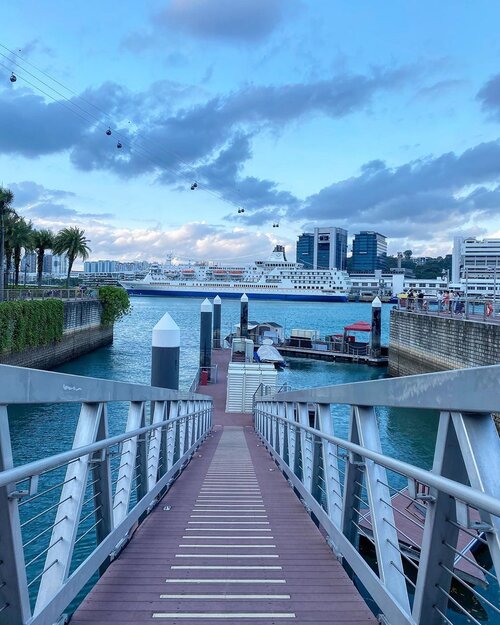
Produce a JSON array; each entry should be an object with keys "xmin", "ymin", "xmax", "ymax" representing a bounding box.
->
[
  {"xmin": 0, "ymin": 325, "xmax": 113, "ymax": 370},
  {"xmin": 63, "ymin": 300, "xmax": 102, "ymax": 332},
  {"xmin": 389, "ymin": 309, "xmax": 500, "ymax": 377}
]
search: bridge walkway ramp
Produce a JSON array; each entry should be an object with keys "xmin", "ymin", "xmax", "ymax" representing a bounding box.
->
[{"xmin": 71, "ymin": 349, "xmax": 376, "ymax": 624}]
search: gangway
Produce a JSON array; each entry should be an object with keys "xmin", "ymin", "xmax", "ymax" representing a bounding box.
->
[{"xmin": 0, "ymin": 357, "xmax": 499, "ymax": 625}]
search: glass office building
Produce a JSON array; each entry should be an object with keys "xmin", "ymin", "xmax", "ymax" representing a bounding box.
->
[
  {"xmin": 296, "ymin": 228, "xmax": 348, "ymax": 270},
  {"xmin": 351, "ymin": 231, "xmax": 388, "ymax": 272},
  {"xmin": 296, "ymin": 233, "xmax": 315, "ymax": 268}
]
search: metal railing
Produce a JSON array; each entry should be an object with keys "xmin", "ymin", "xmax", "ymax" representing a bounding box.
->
[
  {"xmin": 1, "ymin": 288, "xmax": 98, "ymax": 302},
  {"xmin": 0, "ymin": 365, "xmax": 212, "ymax": 625},
  {"xmin": 395, "ymin": 296, "xmax": 500, "ymax": 322},
  {"xmin": 188, "ymin": 365, "xmax": 219, "ymax": 392},
  {"xmin": 254, "ymin": 365, "xmax": 500, "ymax": 625}
]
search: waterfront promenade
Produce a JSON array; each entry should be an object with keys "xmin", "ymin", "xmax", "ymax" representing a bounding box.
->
[{"xmin": 71, "ymin": 348, "xmax": 376, "ymax": 623}]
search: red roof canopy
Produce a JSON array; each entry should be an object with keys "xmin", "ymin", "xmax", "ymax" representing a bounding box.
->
[{"xmin": 344, "ymin": 321, "xmax": 371, "ymax": 332}]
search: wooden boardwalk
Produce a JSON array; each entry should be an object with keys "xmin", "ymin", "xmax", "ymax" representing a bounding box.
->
[{"xmin": 71, "ymin": 350, "xmax": 376, "ymax": 624}]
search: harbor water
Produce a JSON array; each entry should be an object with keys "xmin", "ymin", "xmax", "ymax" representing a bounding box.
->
[{"xmin": 7, "ymin": 297, "xmax": 497, "ymax": 623}]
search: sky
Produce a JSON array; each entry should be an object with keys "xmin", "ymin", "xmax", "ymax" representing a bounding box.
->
[{"xmin": 2, "ymin": 0, "xmax": 500, "ymax": 266}]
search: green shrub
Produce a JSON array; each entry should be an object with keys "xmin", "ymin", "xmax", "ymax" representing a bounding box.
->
[
  {"xmin": 98, "ymin": 286, "xmax": 131, "ymax": 326},
  {"xmin": 0, "ymin": 299, "xmax": 64, "ymax": 353}
]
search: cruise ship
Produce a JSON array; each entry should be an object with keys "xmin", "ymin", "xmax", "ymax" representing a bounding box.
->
[{"xmin": 120, "ymin": 245, "xmax": 351, "ymax": 301}]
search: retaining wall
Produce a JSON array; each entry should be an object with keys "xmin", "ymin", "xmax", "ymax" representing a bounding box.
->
[
  {"xmin": 0, "ymin": 325, "xmax": 113, "ymax": 370},
  {"xmin": 389, "ymin": 309, "xmax": 500, "ymax": 377},
  {"xmin": 0, "ymin": 299, "xmax": 112, "ymax": 370}
]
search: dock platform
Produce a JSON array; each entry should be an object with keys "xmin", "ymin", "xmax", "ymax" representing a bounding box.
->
[
  {"xmin": 277, "ymin": 345, "xmax": 388, "ymax": 366},
  {"xmin": 71, "ymin": 349, "xmax": 377, "ymax": 624}
]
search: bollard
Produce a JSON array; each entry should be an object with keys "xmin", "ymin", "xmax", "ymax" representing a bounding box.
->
[
  {"xmin": 200, "ymin": 298, "xmax": 213, "ymax": 380},
  {"xmin": 151, "ymin": 312, "xmax": 180, "ymax": 390},
  {"xmin": 370, "ymin": 296, "xmax": 382, "ymax": 358},
  {"xmin": 240, "ymin": 293, "xmax": 249, "ymax": 338},
  {"xmin": 213, "ymin": 295, "xmax": 222, "ymax": 349}
]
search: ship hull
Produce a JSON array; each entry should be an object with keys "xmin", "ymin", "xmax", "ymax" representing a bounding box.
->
[{"xmin": 123, "ymin": 286, "xmax": 348, "ymax": 302}]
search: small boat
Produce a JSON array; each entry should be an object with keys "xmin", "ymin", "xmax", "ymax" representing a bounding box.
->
[{"xmin": 256, "ymin": 344, "xmax": 287, "ymax": 369}]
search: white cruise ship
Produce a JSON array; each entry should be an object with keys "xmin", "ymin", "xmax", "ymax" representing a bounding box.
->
[{"xmin": 120, "ymin": 246, "xmax": 351, "ymax": 302}]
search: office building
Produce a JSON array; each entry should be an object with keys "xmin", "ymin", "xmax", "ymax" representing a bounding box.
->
[
  {"xmin": 351, "ymin": 231, "xmax": 388, "ymax": 272},
  {"xmin": 452, "ymin": 236, "xmax": 500, "ymax": 296},
  {"xmin": 296, "ymin": 233, "xmax": 314, "ymax": 268},
  {"xmin": 296, "ymin": 227, "xmax": 348, "ymax": 270}
]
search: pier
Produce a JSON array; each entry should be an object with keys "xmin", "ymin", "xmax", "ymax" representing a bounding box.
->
[{"xmin": 0, "ymin": 348, "xmax": 499, "ymax": 624}]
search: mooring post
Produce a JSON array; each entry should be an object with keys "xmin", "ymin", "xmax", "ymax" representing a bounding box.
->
[
  {"xmin": 213, "ymin": 295, "xmax": 222, "ymax": 349},
  {"xmin": 200, "ymin": 298, "xmax": 213, "ymax": 381},
  {"xmin": 151, "ymin": 312, "xmax": 180, "ymax": 390},
  {"xmin": 370, "ymin": 296, "xmax": 382, "ymax": 358},
  {"xmin": 240, "ymin": 293, "xmax": 249, "ymax": 338}
]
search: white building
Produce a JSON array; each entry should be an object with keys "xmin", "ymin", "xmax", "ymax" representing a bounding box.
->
[{"xmin": 452, "ymin": 237, "xmax": 500, "ymax": 297}]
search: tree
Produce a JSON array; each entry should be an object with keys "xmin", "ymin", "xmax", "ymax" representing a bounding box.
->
[
  {"xmin": 403, "ymin": 250, "xmax": 413, "ymax": 259},
  {"xmin": 32, "ymin": 229, "xmax": 55, "ymax": 286},
  {"xmin": 53, "ymin": 227, "xmax": 91, "ymax": 287},
  {"xmin": 10, "ymin": 217, "xmax": 33, "ymax": 285},
  {"xmin": 0, "ymin": 187, "xmax": 15, "ymax": 296}
]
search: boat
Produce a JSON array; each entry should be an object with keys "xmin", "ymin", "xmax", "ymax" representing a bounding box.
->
[
  {"xmin": 256, "ymin": 343, "xmax": 287, "ymax": 369},
  {"xmin": 120, "ymin": 245, "xmax": 351, "ymax": 302}
]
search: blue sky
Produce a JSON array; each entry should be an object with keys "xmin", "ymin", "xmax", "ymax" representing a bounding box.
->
[{"xmin": 2, "ymin": 0, "xmax": 500, "ymax": 265}]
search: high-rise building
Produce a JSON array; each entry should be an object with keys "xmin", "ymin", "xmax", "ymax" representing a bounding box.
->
[
  {"xmin": 42, "ymin": 254, "xmax": 53, "ymax": 274},
  {"xmin": 351, "ymin": 231, "xmax": 388, "ymax": 272},
  {"xmin": 296, "ymin": 227, "xmax": 348, "ymax": 270},
  {"xmin": 296, "ymin": 233, "xmax": 314, "ymax": 268},
  {"xmin": 21, "ymin": 252, "xmax": 37, "ymax": 272},
  {"xmin": 52, "ymin": 254, "xmax": 68, "ymax": 276},
  {"xmin": 452, "ymin": 236, "xmax": 500, "ymax": 296}
]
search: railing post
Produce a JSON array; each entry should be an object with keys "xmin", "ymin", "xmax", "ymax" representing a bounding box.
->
[
  {"xmin": 317, "ymin": 403, "xmax": 343, "ymax": 528},
  {"xmin": 35, "ymin": 402, "xmax": 106, "ymax": 615},
  {"xmin": 147, "ymin": 401, "xmax": 166, "ymax": 491},
  {"xmin": 412, "ymin": 411, "xmax": 469, "ymax": 625},
  {"xmin": 159, "ymin": 400, "xmax": 171, "ymax": 479},
  {"xmin": 277, "ymin": 403, "xmax": 287, "ymax": 462},
  {"xmin": 298, "ymin": 403, "xmax": 313, "ymax": 490},
  {"xmin": 352, "ymin": 406, "xmax": 410, "ymax": 615},
  {"xmin": 135, "ymin": 402, "xmax": 148, "ymax": 503},
  {"xmin": 177, "ymin": 402, "xmax": 188, "ymax": 457},
  {"xmin": 341, "ymin": 407, "xmax": 364, "ymax": 547},
  {"xmin": 286, "ymin": 403, "xmax": 298, "ymax": 476},
  {"xmin": 91, "ymin": 404, "xmax": 114, "ymax": 576},
  {"xmin": 168, "ymin": 401, "xmax": 179, "ymax": 469},
  {"xmin": 0, "ymin": 405, "xmax": 32, "ymax": 625},
  {"xmin": 113, "ymin": 401, "xmax": 145, "ymax": 527}
]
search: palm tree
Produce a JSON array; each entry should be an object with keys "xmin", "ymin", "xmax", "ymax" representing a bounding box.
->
[
  {"xmin": 10, "ymin": 217, "xmax": 33, "ymax": 285},
  {"xmin": 53, "ymin": 227, "xmax": 91, "ymax": 287},
  {"xmin": 32, "ymin": 229, "xmax": 55, "ymax": 287},
  {"xmin": 0, "ymin": 186, "xmax": 15, "ymax": 296}
]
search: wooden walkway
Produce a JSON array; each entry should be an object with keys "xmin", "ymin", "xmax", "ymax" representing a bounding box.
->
[{"xmin": 71, "ymin": 350, "xmax": 376, "ymax": 624}]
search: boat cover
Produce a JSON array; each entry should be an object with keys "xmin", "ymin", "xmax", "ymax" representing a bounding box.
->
[{"xmin": 257, "ymin": 345, "xmax": 285, "ymax": 364}]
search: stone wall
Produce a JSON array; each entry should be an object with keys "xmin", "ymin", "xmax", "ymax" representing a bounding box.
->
[
  {"xmin": 389, "ymin": 309, "xmax": 500, "ymax": 377},
  {"xmin": 63, "ymin": 300, "xmax": 102, "ymax": 332},
  {"xmin": 0, "ymin": 325, "xmax": 113, "ymax": 370}
]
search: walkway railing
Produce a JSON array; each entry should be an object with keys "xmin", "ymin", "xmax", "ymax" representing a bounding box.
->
[
  {"xmin": 254, "ymin": 365, "xmax": 500, "ymax": 625},
  {"xmin": 0, "ymin": 365, "xmax": 212, "ymax": 625},
  {"xmin": 1, "ymin": 288, "xmax": 97, "ymax": 302},
  {"xmin": 395, "ymin": 296, "xmax": 499, "ymax": 322}
]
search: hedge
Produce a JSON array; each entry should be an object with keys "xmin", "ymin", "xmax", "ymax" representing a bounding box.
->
[
  {"xmin": 0, "ymin": 299, "xmax": 64, "ymax": 354},
  {"xmin": 98, "ymin": 286, "xmax": 131, "ymax": 326}
]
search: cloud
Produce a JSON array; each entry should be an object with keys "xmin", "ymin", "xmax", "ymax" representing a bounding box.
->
[
  {"xmin": 477, "ymin": 73, "xmax": 500, "ymax": 120},
  {"xmin": 10, "ymin": 181, "xmax": 114, "ymax": 224},
  {"xmin": 415, "ymin": 79, "xmax": 466, "ymax": 100},
  {"xmin": 154, "ymin": 0, "xmax": 296, "ymax": 43},
  {"xmin": 293, "ymin": 139, "xmax": 500, "ymax": 243}
]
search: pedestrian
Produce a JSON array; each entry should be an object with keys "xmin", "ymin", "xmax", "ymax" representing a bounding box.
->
[
  {"xmin": 437, "ymin": 290, "xmax": 443, "ymax": 312},
  {"xmin": 443, "ymin": 290, "xmax": 450, "ymax": 313},
  {"xmin": 417, "ymin": 291, "xmax": 424, "ymax": 311}
]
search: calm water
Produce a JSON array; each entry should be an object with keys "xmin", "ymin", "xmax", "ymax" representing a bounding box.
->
[{"xmin": 7, "ymin": 297, "xmax": 497, "ymax": 623}]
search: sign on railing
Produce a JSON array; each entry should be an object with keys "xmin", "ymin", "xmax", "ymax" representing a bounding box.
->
[
  {"xmin": 254, "ymin": 365, "xmax": 500, "ymax": 625},
  {"xmin": 0, "ymin": 365, "xmax": 212, "ymax": 625}
]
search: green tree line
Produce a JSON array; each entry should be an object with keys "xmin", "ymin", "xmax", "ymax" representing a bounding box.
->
[{"xmin": 0, "ymin": 185, "xmax": 91, "ymax": 290}]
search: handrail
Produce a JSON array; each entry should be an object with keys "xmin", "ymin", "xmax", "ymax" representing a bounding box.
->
[
  {"xmin": 0, "ymin": 364, "xmax": 211, "ymax": 404},
  {"xmin": 0, "ymin": 367, "xmax": 213, "ymax": 625},
  {"xmin": 255, "ymin": 408, "xmax": 500, "ymax": 517},
  {"xmin": 0, "ymin": 412, "xmax": 194, "ymax": 489},
  {"xmin": 254, "ymin": 367, "xmax": 500, "ymax": 625},
  {"xmin": 273, "ymin": 363, "xmax": 500, "ymax": 412}
]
